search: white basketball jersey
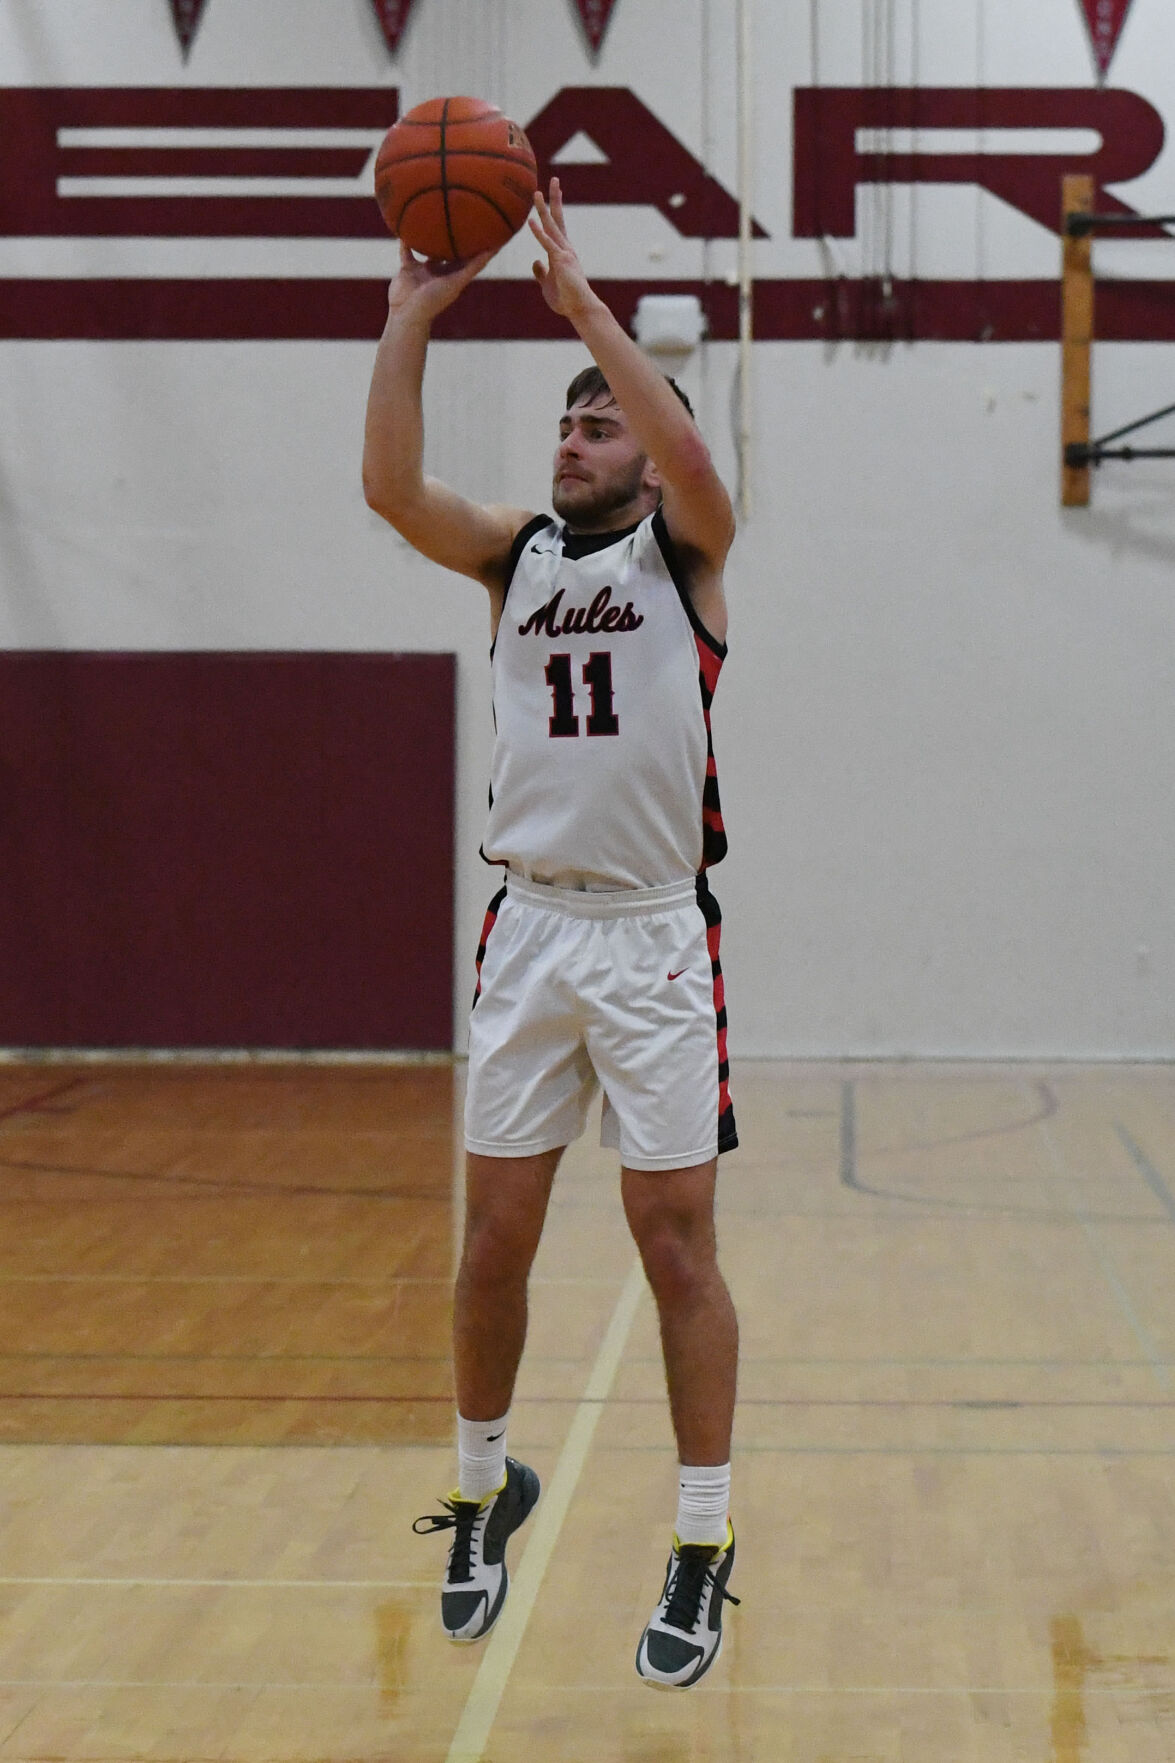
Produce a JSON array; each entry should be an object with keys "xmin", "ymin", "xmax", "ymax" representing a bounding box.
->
[{"xmin": 481, "ymin": 508, "xmax": 728, "ymax": 890}]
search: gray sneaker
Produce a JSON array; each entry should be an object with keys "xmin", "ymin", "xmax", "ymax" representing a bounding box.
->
[
  {"xmin": 413, "ymin": 1457, "xmax": 540, "ymax": 1642},
  {"xmin": 635, "ymin": 1519, "xmax": 740, "ymax": 1688}
]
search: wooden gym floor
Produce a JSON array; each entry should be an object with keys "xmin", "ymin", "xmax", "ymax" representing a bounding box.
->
[{"xmin": 1, "ymin": 1058, "xmax": 1174, "ymax": 1761}]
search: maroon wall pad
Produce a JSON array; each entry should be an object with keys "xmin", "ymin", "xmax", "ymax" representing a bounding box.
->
[{"xmin": 0, "ymin": 652, "xmax": 456, "ymax": 1049}]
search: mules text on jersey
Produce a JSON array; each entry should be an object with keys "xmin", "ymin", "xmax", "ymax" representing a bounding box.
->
[{"xmin": 518, "ymin": 586, "xmax": 644, "ymax": 640}]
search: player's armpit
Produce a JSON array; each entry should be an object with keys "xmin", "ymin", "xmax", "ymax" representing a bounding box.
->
[
  {"xmin": 654, "ymin": 500, "xmax": 731, "ymax": 647},
  {"xmin": 366, "ymin": 477, "xmax": 535, "ymax": 590}
]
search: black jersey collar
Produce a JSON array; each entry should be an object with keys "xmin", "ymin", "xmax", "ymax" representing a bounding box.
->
[{"xmin": 559, "ymin": 517, "xmax": 644, "ymax": 560}]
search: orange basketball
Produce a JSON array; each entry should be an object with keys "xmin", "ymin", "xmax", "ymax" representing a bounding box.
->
[{"xmin": 374, "ymin": 96, "xmax": 538, "ymax": 261}]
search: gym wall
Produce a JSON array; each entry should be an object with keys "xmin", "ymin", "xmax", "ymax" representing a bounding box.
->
[{"xmin": 1, "ymin": 0, "xmax": 1172, "ymax": 1056}]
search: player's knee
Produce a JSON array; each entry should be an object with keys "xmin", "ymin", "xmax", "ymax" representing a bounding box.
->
[
  {"xmin": 634, "ymin": 1221, "xmax": 716, "ymax": 1308},
  {"xmin": 458, "ymin": 1212, "xmax": 539, "ymax": 1287}
]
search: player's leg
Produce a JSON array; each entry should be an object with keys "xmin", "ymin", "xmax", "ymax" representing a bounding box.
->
[
  {"xmin": 414, "ymin": 1147, "xmax": 560, "ymax": 1645},
  {"xmin": 580, "ymin": 880, "xmax": 740, "ymax": 1684},
  {"xmin": 620, "ymin": 1156, "xmax": 737, "ymax": 1467},
  {"xmin": 622, "ymin": 1155, "xmax": 740, "ymax": 1689},
  {"xmin": 454, "ymin": 1146, "xmax": 564, "ymax": 1426},
  {"xmin": 457, "ymin": 882, "xmax": 588, "ymax": 1482},
  {"xmin": 417, "ymin": 879, "xmax": 594, "ymax": 1646}
]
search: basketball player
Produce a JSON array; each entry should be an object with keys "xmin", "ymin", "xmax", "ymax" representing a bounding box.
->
[{"xmin": 363, "ymin": 179, "xmax": 740, "ymax": 1690}]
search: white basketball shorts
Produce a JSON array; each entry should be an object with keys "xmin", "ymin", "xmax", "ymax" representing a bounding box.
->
[{"xmin": 465, "ymin": 870, "xmax": 737, "ymax": 1172}]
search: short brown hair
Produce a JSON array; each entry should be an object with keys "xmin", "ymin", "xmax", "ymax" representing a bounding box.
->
[{"xmin": 564, "ymin": 363, "xmax": 694, "ymax": 420}]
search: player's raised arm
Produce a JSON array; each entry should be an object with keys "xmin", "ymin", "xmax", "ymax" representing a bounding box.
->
[
  {"xmin": 363, "ymin": 242, "xmax": 535, "ymax": 593},
  {"xmin": 528, "ymin": 179, "xmax": 735, "ymax": 573}
]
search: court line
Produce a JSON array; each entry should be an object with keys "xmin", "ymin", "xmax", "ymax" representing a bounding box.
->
[
  {"xmin": 5, "ymin": 1197, "xmax": 1166, "ymax": 1224},
  {"xmin": 0, "ymin": 1274, "xmax": 618, "ymax": 1287},
  {"xmin": 839, "ymin": 1079, "xmax": 1101, "ymax": 1218},
  {"xmin": 838, "ymin": 1076, "xmax": 1062, "ymax": 1175},
  {"xmin": 443, "ymin": 1255, "xmax": 647, "ymax": 1763},
  {"xmin": 546, "ymin": 1197, "xmax": 1167, "ymax": 1223},
  {"xmin": 0, "ymin": 1679, "xmax": 382, "ymax": 1691},
  {"xmin": 0, "ymin": 1078, "xmax": 88, "ymax": 1125},
  {"xmin": 1036, "ymin": 1107, "xmax": 1171, "ymax": 1394},
  {"xmin": 0, "ymin": 1677, "xmax": 1168, "ymax": 1696},
  {"xmin": 569, "ymin": 1443, "xmax": 1175, "ymax": 1455},
  {"xmin": 4, "ymin": 1389, "xmax": 1173, "ymax": 1410},
  {"xmin": 534, "ymin": 1684, "xmax": 1175, "ymax": 1697},
  {"xmin": 0, "ymin": 1586, "xmax": 430, "ymax": 1600},
  {"xmin": 1115, "ymin": 1123, "xmax": 1175, "ymax": 1224},
  {"xmin": 839, "ymin": 1078, "xmax": 857, "ymax": 1189},
  {"xmin": 0, "ymin": 1158, "xmax": 451, "ymax": 1201},
  {"xmin": 0, "ymin": 1393, "xmax": 456, "ymax": 1404}
]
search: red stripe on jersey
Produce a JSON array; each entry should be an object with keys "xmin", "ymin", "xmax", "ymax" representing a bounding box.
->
[
  {"xmin": 695, "ymin": 633, "xmax": 723, "ymax": 698},
  {"xmin": 695, "ymin": 636, "xmax": 727, "ymax": 870}
]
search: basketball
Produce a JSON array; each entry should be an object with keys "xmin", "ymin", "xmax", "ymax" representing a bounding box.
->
[{"xmin": 374, "ymin": 96, "xmax": 539, "ymax": 261}]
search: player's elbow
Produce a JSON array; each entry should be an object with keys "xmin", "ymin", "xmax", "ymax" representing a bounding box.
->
[
  {"xmin": 362, "ymin": 469, "xmax": 392, "ymax": 518},
  {"xmin": 362, "ymin": 464, "xmax": 414, "ymax": 524}
]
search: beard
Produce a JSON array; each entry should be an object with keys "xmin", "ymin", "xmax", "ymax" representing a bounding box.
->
[{"xmin": 552, "ymin": 454, "xmax": 648, "ymax": 527}]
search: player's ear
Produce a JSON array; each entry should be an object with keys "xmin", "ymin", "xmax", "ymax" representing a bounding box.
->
[{"xmin": 643, "ymin": 458, "xmax": 662, "ymax": 494}]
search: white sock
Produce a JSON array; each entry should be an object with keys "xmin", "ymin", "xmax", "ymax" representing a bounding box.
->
[
  {"xmin": 675, "ymin": 1461, "xmax": 731, "ymax": 1547},
  {"xmin": 456, "ymin": 1411, "xmax": 510, "ymax": 1503}
]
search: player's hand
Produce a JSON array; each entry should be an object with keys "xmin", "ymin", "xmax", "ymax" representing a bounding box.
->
[
  {"xmin": 529, "ymin": 178, "xmax": 596, "ymax": 321},
  {"xmin": 387, "ymin": 239, "xmax": 494, "ymax": 323}
]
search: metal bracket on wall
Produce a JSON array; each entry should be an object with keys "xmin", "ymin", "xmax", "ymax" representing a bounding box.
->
[{"xmin": 1060, "ymin": 176, "xmax": 1175, "ymax": 504}]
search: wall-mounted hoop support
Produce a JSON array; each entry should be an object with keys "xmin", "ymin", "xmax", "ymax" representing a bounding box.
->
[{"xmin": 1060, "ymin": 177, "xmax": 1175, "ymax": 504}]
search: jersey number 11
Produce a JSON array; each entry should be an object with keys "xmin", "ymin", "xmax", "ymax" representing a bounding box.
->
[{"xmin": 545, "ymin": 652, "xmax": 619, "ymax": 738}]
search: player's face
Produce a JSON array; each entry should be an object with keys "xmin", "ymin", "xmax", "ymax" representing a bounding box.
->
[{"xmin": 552, "ymin": 396, "xmax": 657, "ymax": 529}]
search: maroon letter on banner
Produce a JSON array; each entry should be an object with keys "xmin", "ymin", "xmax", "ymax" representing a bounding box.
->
[
  {"xmin": 370, "ymin": 0, "xmax": 419, "ymax": 53},
  {"xmin": 526, "ymin": 87, "xmax": 767, "ymax": 239},
  {"xmin": 572, "ymin": 0, "xmax": 621, "ymax": 53},
  {"xmin": 793, "ymin": 87, "xmax": 1165, "ymax": 239},
  {"xmin": 170, "ymin": 0, "xmax": 209, "ymax": 59},
  {"xmin": 0, "ymin": 89, "xmax": 397, "ymax": 237},
  {"xmin": 1078, "ymin": 0, "xmax": 1134, "ymax": 82}
]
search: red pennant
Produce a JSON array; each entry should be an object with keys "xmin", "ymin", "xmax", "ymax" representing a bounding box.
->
[
  {"xmin": 169, "ymin": 0, "xmax": 208, "ymax": 59},
  {"xmin": 572, "ymin": 0, "xmax": 621, "ymax": 54},
  {"xmin": 1077, "ymin": 0, "xmax": 1134, "ymax": 81},
  {"xmin": 370, "ymin": 0, "xmax": 420, "ymax": 53}
]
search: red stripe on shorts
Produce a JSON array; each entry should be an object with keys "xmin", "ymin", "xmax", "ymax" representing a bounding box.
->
[{"xmin": 472, "ymin": 884, "xmax": 507, "ymax": 1007}]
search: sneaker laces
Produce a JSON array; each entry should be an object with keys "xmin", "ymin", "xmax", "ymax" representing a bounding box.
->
[
  {"xmin": 412, "ymin": 1499, "xmax": 484, "ymax": 1583},
  {"xmin": 663, "ymin": 1547, "xmax": 742, "ymax": 1634}
]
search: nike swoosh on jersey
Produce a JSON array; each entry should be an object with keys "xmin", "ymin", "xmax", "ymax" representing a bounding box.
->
[{"xmin": 667, "ymin": 968, "xmax": 687, "ymax": 981}]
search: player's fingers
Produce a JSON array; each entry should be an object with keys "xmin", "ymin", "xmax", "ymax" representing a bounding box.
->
[
  {"xmin": 399, "ymin": 238, "xmax": 417, "ymax": 269},
  {"xmin": 550, "ymin": 176, "xmax": 566, "ymax": 230},
  {"xmin": 457, "ymin": 248, "xmax": 494, "ymax": 287}
]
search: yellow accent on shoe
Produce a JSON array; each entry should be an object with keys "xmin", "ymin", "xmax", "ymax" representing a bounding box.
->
[
  {"xmin": 452, "ymin": 1471, "xmax": 507, "ymax": 1507},
  {"xmin": 671, "ymin": 1517, "xmax": 733, "ymax": 1552}
]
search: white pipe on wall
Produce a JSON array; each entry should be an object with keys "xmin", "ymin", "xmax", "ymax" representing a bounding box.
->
[{"xmin": 736, "ymin": 0, "xmax": 754, "ymax": 519}]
